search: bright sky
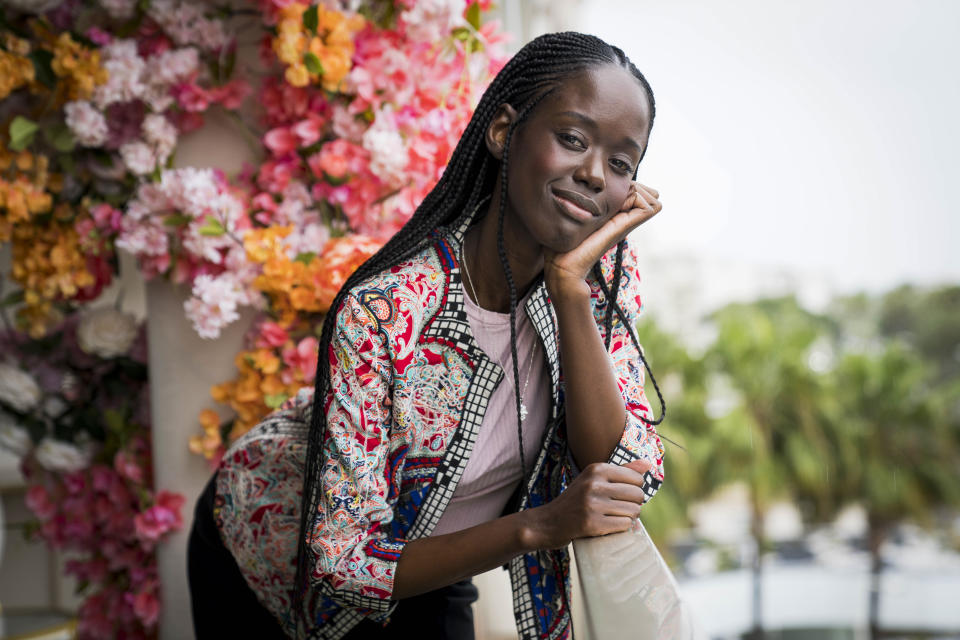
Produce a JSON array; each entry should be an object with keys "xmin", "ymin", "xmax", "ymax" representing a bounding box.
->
[{"xmin": 584, "ymin": 0, "xmax": 960, "ymax": 293}]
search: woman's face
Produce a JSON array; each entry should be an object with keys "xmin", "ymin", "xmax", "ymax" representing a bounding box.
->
[{"xmin": 495, "ymin": 64, "xmax": 652, "ymax": 254}]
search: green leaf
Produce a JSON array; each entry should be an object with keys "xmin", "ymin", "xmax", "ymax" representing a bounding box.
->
[
  {"xmin": 163, "ymin": 213, "xmax": 192, "ymax": 227},
  {"xmin": 28, "ymin": 49, "xmax": 56, "ymax": 89},
  {"xmin": 43, "ymin": 123, "xmax": 76, "ymax": 153},
  {"xmin": 9, "ymin": 116, "xmax": 38, "ymax": 151},
  {"xmin": 224, "ymin": 46, "xmax": 237, "ymax": 80},
  {"xmin": 58, "ymin": 153, "xmax": 75, "ymax": 175},
  {"xmin": 323, "ymin": 171, "xmax": 349, "ymax": 186},
  {"xmin": 303, "ymin": 51, "xmax": 323, "ymax": 75},
  {"xmin": 104, "ymin": 409, "xmax": 126, "ymax": 435},
  {"xmin": 465, "ymin": 1, "xmax": 481, "ymax": 30},
  {"xmin": 303, "ymin": 4, "xmax": 319, "ymax": 34},
  {"xmin": 197, "ymin": 216, "xmax": 226, "ymax": 236},
  {"xmin": 1, "ymin": 289, "xmax": 25, "ymax": 307},
  {"xmin": 265, "ymin": 393, "xmax": 289, "ymax": 409},
  {"xmin": 294, "ymin": 252, "xmax": 316, "ymax": 265}
]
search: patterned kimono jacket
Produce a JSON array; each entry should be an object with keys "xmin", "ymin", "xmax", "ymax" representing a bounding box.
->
[{"xmin": 214, "ymin": 215, "xmax": 665, "ymax": 639}]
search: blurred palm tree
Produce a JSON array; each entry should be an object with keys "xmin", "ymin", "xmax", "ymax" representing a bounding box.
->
[
  {"xmin": 706, "ymin": 297, "xmax": 838, "ymax": 639},
  {"xmin": 830, "ymin": 344, "xmax": 960, "ymax": 639},
  {"xmin": 633, "ymin": 318, "xmax": 713, "ymax": 554}
]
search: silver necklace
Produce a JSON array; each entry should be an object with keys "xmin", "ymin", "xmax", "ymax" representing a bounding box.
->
[{"xmin": 460, "ymin": 237, "xmax": 539, "ymax": 422}]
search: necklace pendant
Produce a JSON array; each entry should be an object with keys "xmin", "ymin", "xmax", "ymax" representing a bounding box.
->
[{"xmin": 520, "ymin": 402, "xmax": 528, "ymax": 422}]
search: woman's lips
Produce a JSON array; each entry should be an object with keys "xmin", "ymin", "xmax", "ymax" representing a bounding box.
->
[{"xmin": 553, "ymin": 190, "xmax": 599, "ymax": 223}]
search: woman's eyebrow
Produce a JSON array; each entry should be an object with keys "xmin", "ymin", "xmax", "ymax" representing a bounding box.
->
[{"xmin": 556, "ymin": 110, "xmax": 643, "ymax": 154}]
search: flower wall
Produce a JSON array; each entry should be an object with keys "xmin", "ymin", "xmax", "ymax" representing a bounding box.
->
[{"xmin": 0, "ymin": 0, "xmax": 505, "ymax": 636}]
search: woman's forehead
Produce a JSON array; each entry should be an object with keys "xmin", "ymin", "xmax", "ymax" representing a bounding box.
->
[{"xmin": 538, "ymin": 65, "xmax": 651, "ymax": 135}]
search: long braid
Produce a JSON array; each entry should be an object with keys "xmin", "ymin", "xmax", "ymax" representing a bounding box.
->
[{"xmin": 294, "ymin": 32, "xmax": 660, "ymax": 630}]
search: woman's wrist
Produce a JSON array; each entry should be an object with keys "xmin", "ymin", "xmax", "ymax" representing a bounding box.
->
[
  {"xmin": 516, "ymin": 505, "xmax": 560, "ymax": 553},
  {"xmin": 545, "ymin": 275, "xmax": 591, "ymax": 309}
]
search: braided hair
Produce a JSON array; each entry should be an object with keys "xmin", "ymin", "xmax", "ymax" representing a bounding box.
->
[{"xmin": 294, "ymin": 31, "xmax": 665, "ymax": 629}]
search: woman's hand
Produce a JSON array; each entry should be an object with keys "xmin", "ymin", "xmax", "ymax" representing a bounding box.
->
[
  {"xmin": 522, "ymin": 459, "xmax": 655, "ymax": 550},
  {"xmin": 543, "ymin": 182, "xmax": 662, "ymax": 304}
]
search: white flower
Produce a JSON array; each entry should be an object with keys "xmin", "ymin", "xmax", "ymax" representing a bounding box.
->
[
  {"xmin": 0, "ymin": 413, "xmax": 32, "ymax": 457},
  {"xmin": 34, "ymin": 438, "xmax": 93, "ymax": 473},
  {"xmin": 401, "ymin": 0, "xmax": 464, "ymax": 42},
  {"xmin": 120, "ymin": 140, "xmax": 158, "ymax": 176},
  {"xmin": 0, "ymin": 362, "xmax": 42, "ymax": 413},
  {"xmin": 93, "ymin": 40, "xmax": 146, "ymax": 109},
  {"xmin": 64, "ymin": 101, "xmax": 108, "ymax": 147},
  {"xmin": 42, "ymin": 396, "xmax": 67, "ymax": 418},
  {"xmin": 363, "ymin": 110, "xmax": 407, "ymax": 186},
  {"xmin": 151, "ymin": 48, "xmax": 199, "ymax": 85},
  {"xmin": 100, "ymin": 0, "xmax": 137, "ymax": 19},
  {"xmin": 183, "ymin": 272, "xmax": 259, "ymax": 339},
  {"xmin": 142, "ymin": 114, "xmax": 178, "ymax": 164},
  {"xmin": 77, "ymin": 307, "xmax": 139, "ymax": 358}
]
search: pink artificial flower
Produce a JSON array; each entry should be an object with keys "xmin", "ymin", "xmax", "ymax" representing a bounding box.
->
[
  {"xmin": 168, "ymin": 109, "xmax": 205, "ymax": 134},
  {"xmin": 264, "ymin": 126, "xmax": 299, "ymax": 156},
  {"xmin": 25, "ymin": 485, "xmax": 56, "ymax": 520},
  {"xmin": 256, "ymin": 321, "xmax": 289, "ymax": 349},
  {"xmin": 309, "ymin": 139, "xmax": 363, "ymax": 181},
  {"xmin": 171, "ymin": 81, "xmax": 212, "ymax": 112},
  {"xmin": 74, "ymin": 254, "xmax": 114, "ymax": 302},
  {"xmin": 85, "ymin": 26, "xmax": 113, "ymax": 46},
  {"xmin": 282, "ymin": 337, "xmax": 318, "ymax": 384},
  {"xmin": 131, "ymin": 589, "xmax": 160, "ymax": 627},
  {"xmin": 291, "ymin": 113, "xmax": 325, "ymax": 147},
  {"xmin": 104, "ymin": 100, "xmax": 146, "ymax": 150},
  {"xmin": 257, "ymin": 156, "xmax": 300, "ymax": 193},
  {"xmin": 114, "ymin": 449, "xmax": 144, "ymax": 485},
  {"xmin": 91, "ymin": 464, "xmax": 116, "ymax": 493},
  {"xmin": 90, "ymin": 203, "xmax": 124, "ymax": 233},
  {"xmin": 210, "ymin": 78, "xmax": 250, "ymax": 110},
  {"xmin": 63, "ymin": 471, "xmax": 87, "ymax": 495},
  {"xmin": 78, "ymin": 594, "xmax": 114, "ymax": 637},
  {"xmin": 133, "ymin": 491, "xmax": 185, "ymax": 544}
]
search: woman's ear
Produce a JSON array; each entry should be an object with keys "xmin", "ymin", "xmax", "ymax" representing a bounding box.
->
[{"xmin": 485, "ymin": 104, "xmax": 518, "ymax": 160}]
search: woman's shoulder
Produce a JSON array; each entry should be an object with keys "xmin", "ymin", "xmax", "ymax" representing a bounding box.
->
[{"xmin": 335, "ymin": 235, "xmax": 454, "ymax": 336}]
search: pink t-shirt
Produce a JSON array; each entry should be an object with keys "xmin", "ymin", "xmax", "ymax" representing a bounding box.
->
[{"xmin": 432, "ymin": 288, "xmax": 551, "ymax": 536}]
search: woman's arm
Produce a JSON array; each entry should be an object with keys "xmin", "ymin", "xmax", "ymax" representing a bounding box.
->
[
  {"xmin": 544, "ymin": 183, "xmax": 663, "ymax": 468},
  {"xmin": 393, "ymin": 458, "xmax": 653, "ymax": 598}
]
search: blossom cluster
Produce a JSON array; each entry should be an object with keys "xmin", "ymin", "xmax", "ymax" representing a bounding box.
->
[
  {"xmin": 115, "ymin": 167, "xmax": 262, "ymax": 338},
  {"xmin": 189, "ymin": 316, "xmax": 320, "ymax": 460},
  {"xmin": 0, "ymin": 311, "xmax": 182, "ymax": 639},
  {"xmin": 23, "ymin": 455, "xmax": 183, "ymax": 639},
  {"xmin": 191, "ymin": 0, "xmax": 507, "ymax": 455},
  {"xmin": 0, "ymin": 2, "xmax": 246, "ymax": 336},
  {"xmin": 62, "ymin": 32, "xmax": 247, "ymax": 177}
]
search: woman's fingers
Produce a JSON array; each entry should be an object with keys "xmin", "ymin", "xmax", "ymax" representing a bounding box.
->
[{"xmin": 621, "ymin": 182, "xmax": 661, "ymax": 213}]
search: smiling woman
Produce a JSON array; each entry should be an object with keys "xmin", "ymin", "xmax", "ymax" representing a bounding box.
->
[{"xmin": 188, "ymin": 32, "xmax": 668, "ymax": 640}]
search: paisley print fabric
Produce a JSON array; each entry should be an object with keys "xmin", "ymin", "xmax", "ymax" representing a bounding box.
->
[{"xmin": 214, "ymin": 216, "xmax": 665, "ymax": 639}]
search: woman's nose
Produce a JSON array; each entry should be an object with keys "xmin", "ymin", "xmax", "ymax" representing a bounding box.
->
[{"xmin": 573, "ymin": 152, "xmax": 605, "ymax": 192}]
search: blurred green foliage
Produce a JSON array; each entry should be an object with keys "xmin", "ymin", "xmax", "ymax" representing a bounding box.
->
[{"xmin": 634, "ymin": 284, "xmax": 960, "ymax": 636}]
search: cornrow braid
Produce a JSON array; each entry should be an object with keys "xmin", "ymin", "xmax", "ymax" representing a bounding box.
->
[{"xmin": 294, "ymin": 32, "xmax": 660, "ymax": 631}]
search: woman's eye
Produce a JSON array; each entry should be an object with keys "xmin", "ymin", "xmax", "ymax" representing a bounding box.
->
[
  {"xmin": 558, "ymin": 133, "xmax": 584, "ymax": 148},
  {"xmin": 610, "ymin": 158, "xmax": 633, "ymax": 173}
]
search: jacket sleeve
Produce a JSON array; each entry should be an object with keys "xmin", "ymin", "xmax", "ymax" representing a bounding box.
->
[
  {"xmin": 304, "ymin": 291, "xmax": 404, "ymax": 614},
  {"xmin": 588, "ymin": 241, "xmax": 665, "ymax": 493}
]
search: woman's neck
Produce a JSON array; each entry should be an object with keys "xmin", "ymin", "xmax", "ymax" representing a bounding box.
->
[{"xmin": 463, "ymin": 201, "xmax": 544, "ymax": 313}]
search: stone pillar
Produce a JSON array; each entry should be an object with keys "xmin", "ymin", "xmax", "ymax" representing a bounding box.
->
[
  {"xmin": 146, "ymin": 278, "xmax": 254, "ymax": 639},
  {"xmin": 147, "ymin": 104, "xmax": 258, "ymax": 638}
]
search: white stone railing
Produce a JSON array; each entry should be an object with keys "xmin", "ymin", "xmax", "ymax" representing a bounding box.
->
[{"xmin": 572, "ymin": 520, "xmax": 706, "ymax": 639}]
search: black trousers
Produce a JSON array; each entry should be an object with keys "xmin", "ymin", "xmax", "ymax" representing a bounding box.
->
[{"xmin": 187, "ymin": 473, "xmax": 478, "ymax": 639}]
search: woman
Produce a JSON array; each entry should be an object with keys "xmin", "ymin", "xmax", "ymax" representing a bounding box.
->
[{"xmin": 189, "ymin": 31, "xmax": 666, "ymax": 640}]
